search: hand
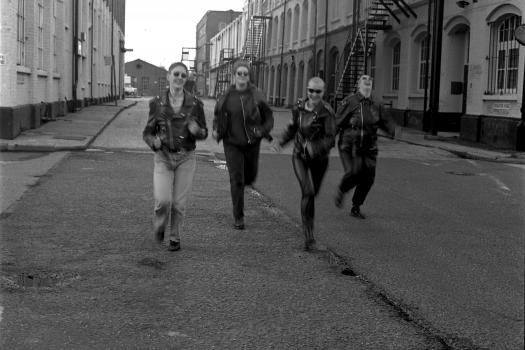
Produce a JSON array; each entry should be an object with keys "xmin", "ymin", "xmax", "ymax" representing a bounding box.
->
[
  {"xmin": 212, "ymin": 130, "xmax": 218, "ymax": 140},
  {"xmin": 153, "ymin": 137, "xmax": 162, "ymax": 150},
  {"xmin": 270, "ymin": 141, "xmax": 282, "ymax": 153},
  {"xmin": 253, "ymin": 127, "xmax": 262, "ymax": 138},
  {"xmin": 188, "ymin": 120, "xmax": 200, "ymax": 136}
]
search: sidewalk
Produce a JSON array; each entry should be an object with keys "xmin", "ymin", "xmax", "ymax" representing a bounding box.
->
[
  {"xmin": 1, "ymin": 100, "xmax": 524, "ymax": 164},
  {"xmin": 0, "ymin": 99, "xmax": 137, "ymax": 152}
]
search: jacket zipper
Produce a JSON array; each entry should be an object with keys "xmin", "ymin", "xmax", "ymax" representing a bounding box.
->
[
  {"xmin": 359, "ymin": 102, "xmax": 364, "ymax": 148},
  {"xmin": 299, "ymin": 110, "xmax": 308, "ymax": 156},
  {"xmin": 240, "ymin": 95, "xmax": 252, "ymax": 144}
]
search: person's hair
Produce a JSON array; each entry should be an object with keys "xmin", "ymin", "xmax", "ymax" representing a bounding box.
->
[
  {"xmin": 233, "ymin": 60, "xmax": 251, "ymax": 74},
  {"xmin": 168, "ymin": 62, "xmax": 188, "ymax": 73},
  {"xmin": 307, "ymin": 77, "xmax": 325, "ymax": 89}
]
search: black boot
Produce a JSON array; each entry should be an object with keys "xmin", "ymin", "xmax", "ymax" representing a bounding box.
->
[
  {"xmin": 303, "ymin": 226, "xmax": 316, "ymax": 251},
  {"xmin": 334, "ymin": 189, "xmax": 345, "ymax": 208},
  {"xmin": 350, "ymin": 206, "xmax": 366, "ymax": 219}
]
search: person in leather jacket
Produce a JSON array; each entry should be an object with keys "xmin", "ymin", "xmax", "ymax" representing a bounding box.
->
[
  {"xmin": 334, "ymin": 74, "xmax": 396, "ymax": 219},
  {"xmin": 276, "ymin": 77, "xmax": 336, "ymax": 251},
  {"xmin": 143, "ymin": 62, "xmax": 208, "ymax": 251},
  {"xmin": 212, "ymin": 60, "xmax": 274, "ymax": 230}
]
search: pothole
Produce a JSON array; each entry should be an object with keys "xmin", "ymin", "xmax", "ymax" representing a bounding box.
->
[{"xmin": 445, "ymin": 171, "xmax": 476, "ymax": 176}]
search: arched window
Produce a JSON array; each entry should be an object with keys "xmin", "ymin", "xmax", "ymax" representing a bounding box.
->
[
  {"xmin": 392, "ymin": 42, "xmax": 401, "ymax": 91},
  {"xmin": 487, "ymin": 14, "xmax": 520, "ymax": 94},
  {"xmin": 418, "ymin": 35, "xmax": 431, "ymax": 90},
  {"xmin": 293, "ymin": 5, "xmax": 300, "ymax": 44}
]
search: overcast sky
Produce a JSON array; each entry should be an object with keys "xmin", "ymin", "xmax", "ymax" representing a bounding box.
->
[{"xmin": 124, "ymin": 0, "xmax": 244, "ymax": 69}]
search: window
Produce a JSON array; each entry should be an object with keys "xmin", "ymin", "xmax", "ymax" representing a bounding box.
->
[
  {"xmin": 142, "ymin": 77, "xmax": 150, "ymax": 90},
  {"xmin": 37, "ymin": 1, "xmax": 44, "ymax": 69},
  {"xmin": 487, "ymin": 15, "xmax": 520, "ymax": 94},
  {"xmin": 17, "ymin": 0, "xmax": 25, "ymax": 66},
  {"xmin": 418, "ymin": 36, "xmax": 430, "ymax": 90},
  {"xmin": 392, "ymin": 42, "xmax": 400, "ymax": 91}
]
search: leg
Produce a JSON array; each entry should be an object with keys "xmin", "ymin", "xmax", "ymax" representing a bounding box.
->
[
  {"xmin": 243, "ymin": 142, "xmax": 261, "ymax": 186},
  {"xmin": 335, "ymin": 149, "xmax": 363, "ymax": 208},
  {"xmin": 292, "ymin": 154, "xmax": 315, "ymax": 249},
  {"xmin": 153, "ymin": 153, "xmax": 174, "ymax": 242},
  {"xmin": 351, "ymin": 156, "xmax": 376, "ymax": 207},
  {"xmin": 169, "ymin": 152, "xmax": 197, "ymax": 243},
  {"xmin": 224, "ymin": 142, "xmax": 245, "ymax": 224}
]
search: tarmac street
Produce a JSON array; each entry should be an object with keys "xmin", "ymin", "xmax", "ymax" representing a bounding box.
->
[{"xmin": 0, "ymin": 98, "xmax": 524, "ymax": 349}]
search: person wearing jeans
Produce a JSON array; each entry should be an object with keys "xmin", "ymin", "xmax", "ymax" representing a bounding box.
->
[
  {"xmin": 143, "ymin": 62, "xmax": 208, "ymax": 251},
  {"xmin": 213, "ymin": 60, "xmax": 274, "ymax": 230}
]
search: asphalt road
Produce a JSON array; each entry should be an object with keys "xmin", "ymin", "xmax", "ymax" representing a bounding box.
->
[{"xmin": 2, "ymin": 98, "xmax": 523, "ymax": 349}]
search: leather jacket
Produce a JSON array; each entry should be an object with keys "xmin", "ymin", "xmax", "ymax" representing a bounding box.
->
[
  {"xmin": 335, "ymin": 92, "xmax": 395, "ymax": 156},
  {"xmin": 213, "ymin": 83, "xmax": 274, "ymax": 144},
  {"xmin": 143, "ymin": 89, "xmax": 208, "ymax": 152},
  {"xmin": 279, "ymin": 99, "xmax": 336, "ymax": 159}
]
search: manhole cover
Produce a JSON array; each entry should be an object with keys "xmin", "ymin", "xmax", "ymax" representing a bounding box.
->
[
  {"xmin": 138, "ymin": 257, "xmax": 165, "ymax": 270},
  {"xmin": 445, "ymin": 171, "xmax": 476, "ymax": 176}
]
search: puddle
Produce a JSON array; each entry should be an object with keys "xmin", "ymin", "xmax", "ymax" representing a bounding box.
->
[{"xmin": 445, "ymin": 171, "xmax": 476, "ymax": 176}]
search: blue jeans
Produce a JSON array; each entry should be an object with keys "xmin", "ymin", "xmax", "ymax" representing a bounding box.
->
[{"xmin": 153, "ymin": 150, "xmax": 196, "ymax": 242}]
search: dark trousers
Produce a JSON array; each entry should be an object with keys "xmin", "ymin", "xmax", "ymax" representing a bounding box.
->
[
  {"xmin": 223, "ymin": 141, "xmax": 261, "ymax": 220},
  {"xmin": 338, "ymin": 149, "xmax": 377, "ymax": 207},
  {"xmin": 292, "ymin": 153, "xmax": 329, "ymax": 231}
]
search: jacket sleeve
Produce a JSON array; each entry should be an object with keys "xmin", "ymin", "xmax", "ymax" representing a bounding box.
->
[
  {"xmin": 256, "ymin": 91, "xmax": 274, "ymax": 138},
  {"xmin": 192, "ymin": 98, "xmax": 208, "ymax": 140},
  {"xmin": 378, "ymin": 103, "xmax": 396, "ymax": 138},
  {"xmin": 279, "ymin": 107, "xmax": 299, "ymax": 147},
  {"xmin": 143, "ymin": 97, "xmax": 159, "ymax": 151},
  {"xmin": 335, "ymin": 96, "xmax": 352, "ymax": 133}
]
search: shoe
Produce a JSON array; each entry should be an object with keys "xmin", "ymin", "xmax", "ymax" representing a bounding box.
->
[
  {"xmin": 304, "ymin": 239, "xmax": 317, "ymax": 251},
  {"xmin": 334, "ymin": 190, "xmax": 344, "ymax": 208},
  {"xmin": 168, "ymin": 240, "xmax": 181, "ymax": 251},
  {"xmin": 155, "ymin": 230, "xmax": 164, "ymax": 243},
  {"xmin": 350, "ymin": 206, "xmax": 366, "ymax": 219},
  {"xmin": 233, "ymin": 218, "xmax": 245, "ymax": 230}
]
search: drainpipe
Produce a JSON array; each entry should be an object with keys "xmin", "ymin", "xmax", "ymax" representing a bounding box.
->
[
  {"xmin": 423, "ymin": 0, "xmax": 432, "ymax": 131},
  {"xmin": 72, "ymin": 0, "xmax": 78, "ymax": 112},
  {"xmin": 90, "ymin": 0, "xmax": 94, "ymax": 100},
  {"xmin": 278, "ymin": 0, "xmax": 287, "ymax": 106},
  {"xmin": 312, "ymin": 1, "xmax": 318, "ymax": 73},
  {"xmin": 429, "ymin": 0, "xmax": 444, "ymax": 136},
  {"xmin": 323, "ymin": 0, "xmax": 328, "ymax": 79}
]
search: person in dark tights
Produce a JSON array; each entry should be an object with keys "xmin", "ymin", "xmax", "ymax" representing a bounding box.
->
[
  {"xmin": 212, "ymin": 60, "xmax": 274, "ymax": 230},
  {"xmin": 275, "ymin": 77, "xmax": 336, "ymax": 251},
  {"xmin": 334, "ymin": 75, "xmax": 396, "ymax": 219}
]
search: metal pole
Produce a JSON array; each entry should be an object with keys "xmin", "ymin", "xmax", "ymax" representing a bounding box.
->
[
  {"xmin": 423, "ymin": 0, "xmax": 432, "ymax": 131},
  {"xmin": 278, "ymin": 0, "xmax": 287, "ymax": 106},
  {"xmin": 323, "ymin": 0, "xmax": 329, "ymax": 79},
  {"xmin": 430, "ymin": 0, "xmax": 443, "ymax": 135}
]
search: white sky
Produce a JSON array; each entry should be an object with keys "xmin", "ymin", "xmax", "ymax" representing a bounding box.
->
[{"xmin": 124, "ymin": 0, "xmax": 244, "ymax": 69}]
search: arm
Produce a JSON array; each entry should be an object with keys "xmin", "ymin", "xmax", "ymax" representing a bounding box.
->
[
  {"xmin": 258, "ymin": 96, "xmax": 274, "ymax": 139},
  {"xmin": 279, "ymin": 107, "xmax": 299, "ymax": 147},
  {"xmin": 189, "ymin": 99, "xmax": 208, "ymax": 140},
  {"xmin": 143, "ymin": 98, "xmax": 160, "ymax": 151}
]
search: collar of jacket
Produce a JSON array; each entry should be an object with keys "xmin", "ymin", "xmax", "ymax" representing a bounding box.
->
[
  {"xmin": 356, "ymin": 92, "xmax": 373, "ymax": 104},
  {"xmin": 160, "ymin": 88, "xmax": 195, "ymax": 108},
  {"xmin": 298, "ymin": 98, "xmax": 329, "ymax": 113}
]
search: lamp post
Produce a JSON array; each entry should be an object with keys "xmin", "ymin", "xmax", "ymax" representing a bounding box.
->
[{"xmin": 515, "ymin": 24, "xmax": 525, "ymax": 151}]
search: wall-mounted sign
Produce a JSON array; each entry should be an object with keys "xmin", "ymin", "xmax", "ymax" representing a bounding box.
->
[{"xmin": 515, "ymin": 25, "xmax": 525, "ymax": 45}]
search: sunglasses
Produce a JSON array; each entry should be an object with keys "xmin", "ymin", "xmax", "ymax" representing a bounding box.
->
[
  {"xmin": 236, "ymin": 71, "xmax": 249, "ymax": 76},
  {"xmin": 307, "ymin": 88, "xmax": 323, "ymax": 94},
  {"xmin": 173, "ymin": 72, "xmax": 187, "ymax": 78}
]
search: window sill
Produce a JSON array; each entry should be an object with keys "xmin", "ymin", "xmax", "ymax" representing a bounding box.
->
[
  {"xmin": 408, "ymin": 93, "xmax": 425, "ymax": 99},
  {"xmin": 52, "ymin": 72, "xmax": 61, "ymax": 79},
  {"xmin": 383, "ymin": 93, "xmax": 399, "ymax": 98},
  {"xmin": 36, "ymin": 70, "xmax": 48, "ymax": 77},
  {"xmin": 16, "ymin": 65, "xmax": 31, "ymax": 74},
  {"xmin": 331, "ymin": 18, "xmax": 341, "ymax": 24},
  {"xmin": 482, "ymin": 94, "xmax": 518, "ymax": 101}
]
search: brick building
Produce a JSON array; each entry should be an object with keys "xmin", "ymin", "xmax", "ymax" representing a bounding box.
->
[
  {"xmin": 206, "ymin": 0, "xmax": 524, "ymax": 150},
  {"xmin": 0, "ymin": 0, "xmax": 126, "ymax": 140},
  {"xmin": 195, "ymin": 10, "xmax": 242, "ymax": 97},
  {"xmin": 124, "ymin": 59, "xmax": 167, "ymax": 97}
]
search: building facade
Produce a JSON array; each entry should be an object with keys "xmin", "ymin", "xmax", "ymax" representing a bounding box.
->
[
  {"xmin": 196, "ymin": 10, "xmax": 242, "ymax": 97},
  {"xmin": 124, "ymin": 59, "xmax": 167, "ymax": 97},
  {"xmin": 205, "ymin": 0, "xmax": 524, "ymax": 150},
  {"xmin": 0, "ymin": 0, "xmax": 126, "ymax": 140}
]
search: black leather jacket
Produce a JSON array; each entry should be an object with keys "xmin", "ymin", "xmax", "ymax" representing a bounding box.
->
[
  {"xmin": 279, "ymin": 99, "xmax": 336, "ymax": 159},
  {"xmin": 143, "ymin": 89, "xmax": 208, "ymax": 152},
  {"xmin": 213, "ymin": 84, "xmax": 274, "ymax": 144},
  {"xmin": 335, "ymin": 93, "xmax": 395, "ymax": 156}
]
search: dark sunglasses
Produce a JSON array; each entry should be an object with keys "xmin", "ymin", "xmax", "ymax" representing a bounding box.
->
[
  {"xmin": 307, "ymin": 88, "xmax": 323, "ymax": 94},
  {"xmin": 236, "ymin": 71, "xmax": 249, "ymax": 76},
  {"xmin": 173, "ymin": 72, "xmax": 187, "ymax": 78}
]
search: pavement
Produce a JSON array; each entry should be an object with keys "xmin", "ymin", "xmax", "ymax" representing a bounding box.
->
[{"xmin": 1, "ymin": 99, "xmax": 524, "ymax": 165}]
